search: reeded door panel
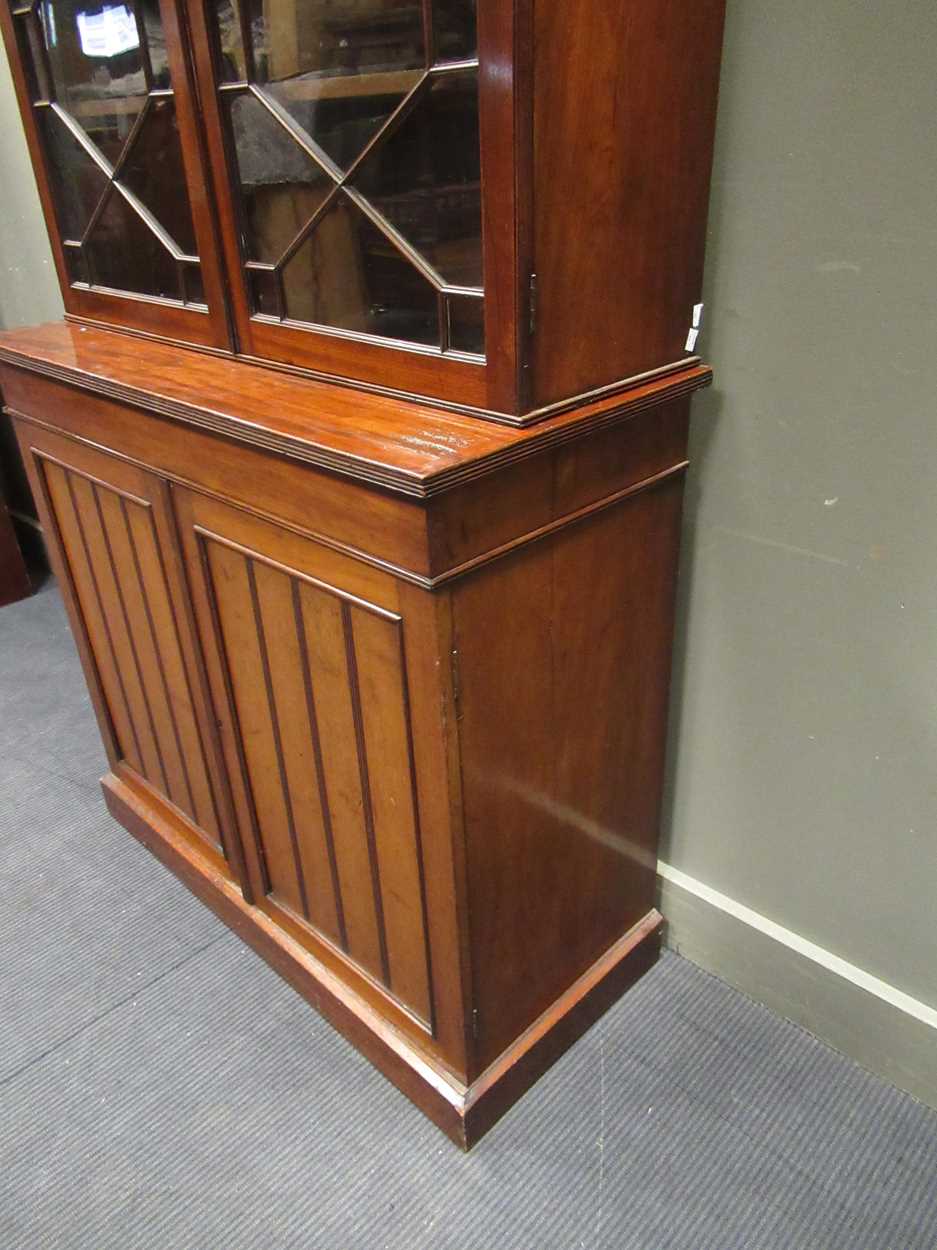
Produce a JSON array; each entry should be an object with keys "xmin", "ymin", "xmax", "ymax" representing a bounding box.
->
[
  {"xmin": 21, "ymin": 426, "xmax": 230, "ymax": 859},
  {"xmin": 173, "ymin": 486, "xmax": 437, "ymax": 1036}
]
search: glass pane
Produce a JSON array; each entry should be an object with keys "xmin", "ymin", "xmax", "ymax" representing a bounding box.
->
[
  {"xmin": 21, "ymin": 11, "xmax": 51, "ymax": 100},
  {"xmin": 281, "ymin": 192, "xmax": 439, "ymax": 345},
  {"xmin": 38, "ymin": 0, "xmax": 166, "ymax": 163},
  {"xmin": 262, "ymin": 68, "xmax": 422, "ymax": 172},
  {"xmin": 38, "ymin": 107, "xmax": 109, "ymax": 238},
  {"xmin": 212, "ymin": 0, "xmax": 245, "ymax": 82},
  {"xmin": 434, "ymin": 0, "xmax": 476, "ymax": 63},
  {"xmin": 229, "ymin": 93, "xmax": 333, "ymax": 264},
  {"xmin": 247, "ymin": 267, "xmax": 280, "ymax": 317},
  {"xmin": 248, "ymin": 0, "xmax": 424, "ymax": 78},
  {"xmin": 240, "ymin": 0, "xmax": 424, "ymax": 169},
  {"xmin": 182, "ymin": 263, "xmax": 205, "ymax": 305},
  {"xmin": 85, "ymin": 188, "xmax": 180, "ymax": 297},
  {"xmin": 351, "ymin": 69, "xmax": 481, "ymax": 287},
  {"xmin": 63, "ymin": 242, "xmax": 89, "ymax": 283},
  {"xmin": 119, "ymin": 97, "xmax": 197, "ymax": 254},
  {"xmin": 447, "ymin": 293, "xmax": 483, "ymax": 354}
]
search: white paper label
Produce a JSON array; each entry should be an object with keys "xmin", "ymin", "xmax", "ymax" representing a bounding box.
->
[
  {"xmin": 77, "ymin": 5, "xmax": 140, "ymax": 58},
  {"xmin": 685, "ymin": 327, "xmax": 700, "ymax": 353},
  {"xmin": 693, "ymin": 303, "xmax": 705, "ymax": 328}
]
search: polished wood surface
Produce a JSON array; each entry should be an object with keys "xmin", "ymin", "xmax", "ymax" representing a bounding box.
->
[
  {"xmin": 531, "ymin": 0, "xmax": 727, "ymax": 407},
  {"xmin": 453, "ymin": 476, "xmax": 685, "ymax": 1067},
  {"xmin": 0, "ymin": 322, "xmax": 710, "ymax": 486},
  {"xmin": 0, "ymin": 0, "xmax": 727, "ymax": 1150}
]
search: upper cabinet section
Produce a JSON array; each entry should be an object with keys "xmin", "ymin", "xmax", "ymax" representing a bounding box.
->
[
  {"xmin": 0, "ymin": 0, "xmax": 231, "ymax": 347},
  {"xmin": 186, "ymin": 0, "xmax": 511, "ymax": 411},
  {"xmin": 2, "ymin": 1, "xmax": 727, "ymax": 423}
]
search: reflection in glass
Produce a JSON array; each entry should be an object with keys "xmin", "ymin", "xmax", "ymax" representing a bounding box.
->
[
  {"xmin": 38, "ymin": 107, "xmax": 109, "ymax": 238},
  {"xmin": 22, "ymin": 12, "xmax": 51, "ymax": 100},
  {"xmin": 229, "ymin": 92, "xmax": 333, "ymax": 264},
  {"xmin": 209, "ymin": 0, "xmax": 484, "ymax": 354},
  {"xmin": 21, "ymin": 0, "xmax": 204, "ymax": 306},
  {"xmin": 63, "ymin": 241, "xmax": 88, "ymax": 284},
  {"xmin": 85, "ymin": 187, "xmax": 180, "ymax": 298},
  {"xmin": 38, "ymin": 0, "xmax": 165, "ymax": 162},
  {"xmin": 434, "ymin": 0, "xmax": 477, "ymax": 63},
  {"xmin": 212, "ymin": 0, "xmax": 246, "ymax": 83},
  {"xmin": 351, "ymin": 70, "xmax": 481, "ymax": 287},
  {"xmin": 121, "ymin": 97, "xmax": 197, "ymax": 254},
  {"xmin": 248, "ymin": 267, "xmax": 280, "ymax": 317},
  {"xmin": 447, "ymin": 293, "xmax": 483, "ymax": 354},
  {"xmin": 263, "ymin": 69, "xmax": 422, "ymax": 171},
  {"xmin": 233, "ymin": 0, "xmax": 425, "ymax": 170},
  {"xmin": 247, "ymin": 0, "xmax": 423, "ymax": 80},
  {"xmin": 281, "ymin": 192, "xmax": 439, "ymax": 345},
  {"xmin": 182, "ymin": 263, "xmax": 205, "ymax": 306}
]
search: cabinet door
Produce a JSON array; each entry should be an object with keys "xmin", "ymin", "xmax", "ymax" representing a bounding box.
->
[
  {"xmin": 173, "ymin": 486, "xmax": 464, "ymax": 1055},
  {"xmin": 19, "ymin": 423, "xmax": 235, "ymax": 868},
  {"xmin": 0, "ymin": 0, "xmax": 230, "ymax": 349},
  {"xmin": 183, "ymin": 0, "xmax": 527, "ymax": 414}
]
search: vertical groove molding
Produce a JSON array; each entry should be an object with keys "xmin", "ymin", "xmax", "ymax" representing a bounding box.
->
[
  {"xmin": 35, "ymin": 452, "xmax": 224, "ymax": 854},
  {"xmin": 197, "ymin": 531, "xmax": 434, "ymax": 1030}
]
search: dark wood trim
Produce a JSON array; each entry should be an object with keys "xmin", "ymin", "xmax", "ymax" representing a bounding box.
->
[
  {"xmin": 342, "ymin": 602, "xmax": 392, "ymax": 985},
  {"xmin": 102, "ymin": 766, "xmax": 661, "ymax": 1149},
  {"xmin": 475, "ymin": 0, "xmax": 532, "ymax": 413},
  {"xmin": 291, "ymin": 579, "xmax": 349, "ymax": 952},
  {"xmin": 245, "ymin": 556, "xmax": 313, "ymax": 921}
]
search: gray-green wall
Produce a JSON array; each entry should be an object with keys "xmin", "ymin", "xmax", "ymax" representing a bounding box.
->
[
  {"xmin": 660, "ymin": 0, "xmax": 937, "ymax": 1103},
  {"xmin": 1, "ymin": 1, "xmax": 934, "ymax": 1100},
  {"xmin": 0, "ymin": 48, "xmax": 61, "ymax": 329}
]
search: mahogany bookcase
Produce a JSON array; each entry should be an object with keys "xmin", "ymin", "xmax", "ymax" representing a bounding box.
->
[{"xmin": 0, "ymin": 0, "xmax": 726, "ymax": 1146}]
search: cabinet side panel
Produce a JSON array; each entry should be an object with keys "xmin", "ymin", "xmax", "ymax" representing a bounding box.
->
[
  {"xmin": 531, "ymin": 0, "xmax": 726, "ymax": 407},
  {"xmin": 454, "ymin": 476, "xmax": 686, "ymax": 1066}
]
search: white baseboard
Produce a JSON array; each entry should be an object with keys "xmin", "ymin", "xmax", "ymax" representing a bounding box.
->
[{"xmin": 657, "ymin": 860, "xmax": 937, "ymax": 1111}]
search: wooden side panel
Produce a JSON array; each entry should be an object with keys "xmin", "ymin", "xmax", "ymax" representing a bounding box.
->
[
  {"xmin": 453, "ymin": 475, "xmax": 686, "ymax": 1067},
  {"xmin": 531, "ymin": 0, "xmax": 727, "ymax": 406},
  {"xmin": 31, "ymin": 450, "xmax": 224, "ymax": 854},
  {"xmin": 0, "ymin": 489, "xmax": 32, "ymax": 607},
  {"xmin": 179, "ymin": 494, "xmax": 434, "ymax": 1030}
]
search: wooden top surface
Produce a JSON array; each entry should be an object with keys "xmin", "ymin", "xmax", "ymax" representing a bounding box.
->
[{"xmin": 0, "ymin": 322, "xmax": 711, "ymax": 497}]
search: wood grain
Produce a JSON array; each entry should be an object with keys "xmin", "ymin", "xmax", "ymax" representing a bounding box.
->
[
  {"xmin": 0, "ymin": 323, "xmax": 711, "ymax": 492},
  {"xmin": 531, "ymin": 0, "xmax": 727, "ymax": 406}
]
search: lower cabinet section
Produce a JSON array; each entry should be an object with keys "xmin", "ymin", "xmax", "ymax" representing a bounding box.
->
[{"xmin": 13, "ymin": 397, "xmax": 681, "ymax": 1148}]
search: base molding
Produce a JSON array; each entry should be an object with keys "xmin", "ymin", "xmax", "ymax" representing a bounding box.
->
[
  {"xmin": 659, "ymin": 864, "xmax": 937, "ymax": 1113},
  {"xmin": 102, "ymin": 771, "xmax": 663, "ymax": 1148}
]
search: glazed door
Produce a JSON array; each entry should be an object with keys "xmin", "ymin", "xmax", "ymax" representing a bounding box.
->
[
  {"xmin": 17, "ymin": 423, "xmax": 236, "ymax": 869},
  {"xmin": 0, "ymin": 0, "xmax": 230, "ymax": 348},
  {"xmin": 172, "ymin": 486, "xmax": 466, "ymax": 1062},
  {"xmin": 184, "ymin": 0, "xmax": 528, "ymax": 413}
]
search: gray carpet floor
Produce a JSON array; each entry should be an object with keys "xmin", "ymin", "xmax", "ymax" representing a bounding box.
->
[{"xmin": 2, "ymin": 582, "xmax": 936, "ymax": 1250}]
